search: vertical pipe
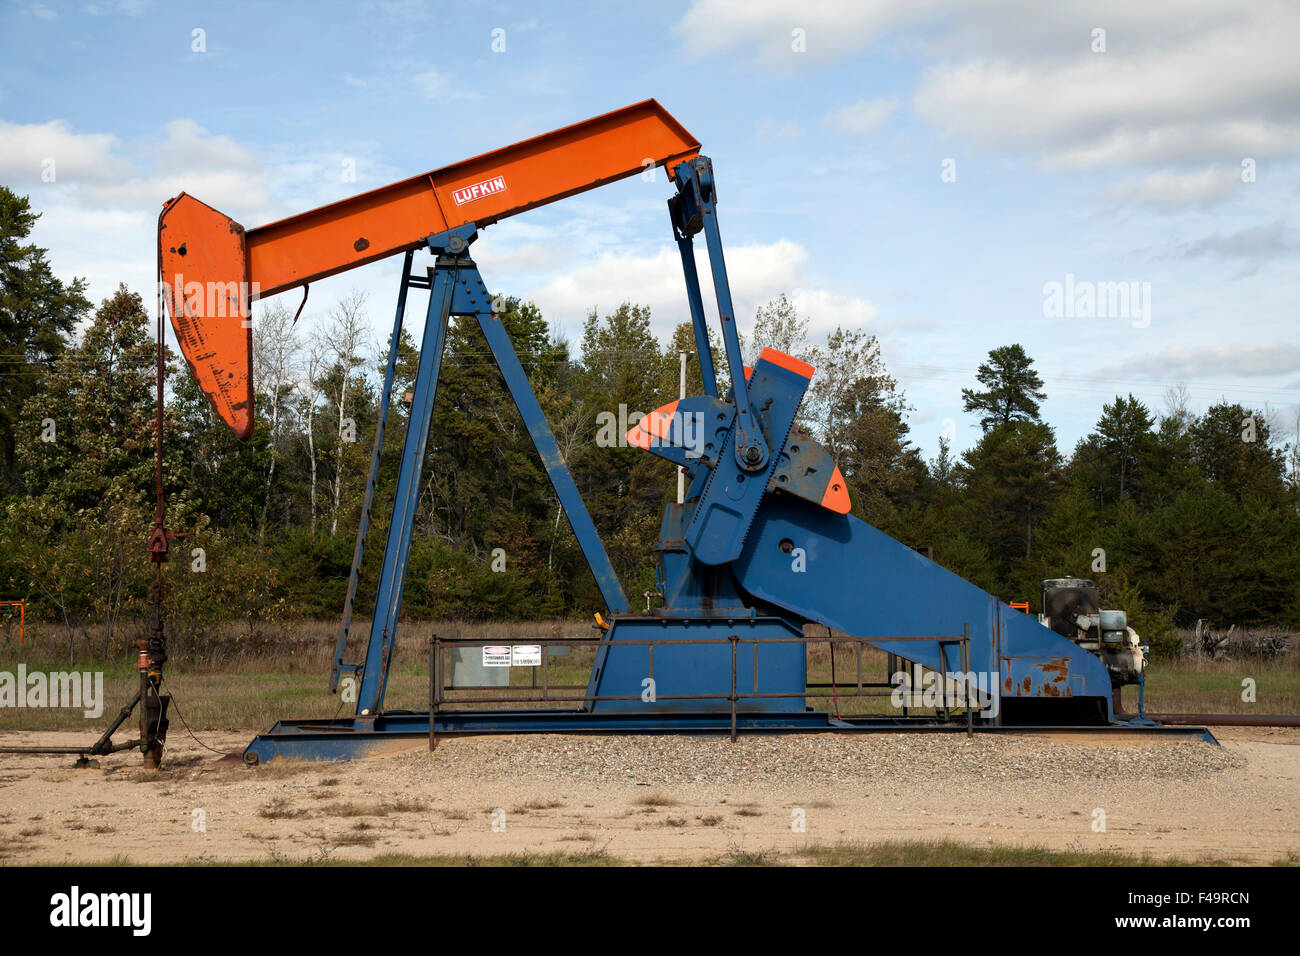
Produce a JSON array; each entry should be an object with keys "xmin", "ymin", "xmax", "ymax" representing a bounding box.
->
[
  {"xmin": 964, "ymin": 624, "xmax": 973, "ymax": 738},
  {"xmin": 730, "ymin": 635, "xmax": 738, "ymax": 742},
  {"xmin": 673, "ymin": 234, "xmax": 718, "ymax": 397},
  {"xmin": 677, "ymin": 351, "xmax": 688, "ymax": 504},
  {"xmin": 992, "ymin": 596, "xmax": 1003, "ymax": 727},
  {"xmin": 436, "ymin": 634, "xmax": 441, "ymax": 754},
  {"xmin": 332, "ymin": 251, "xmax": 414, "ymax": 693},
  {"xmin": 939, "ymin": 642, "xmax": 948, "ymax": 721},
  {"xmin": 542, "ymin": 642, "xmax": 550, "ymax": 701},
  {"xmin": 689, "ymin": 160, "xmax": 765, "ymax": 467}
]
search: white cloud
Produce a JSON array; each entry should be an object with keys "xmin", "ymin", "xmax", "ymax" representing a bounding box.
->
[
  {"xmin": 3, "ymin": 116, "xmax": 290, "ymax": 317},
  {"xmin": 412, "ymin": 69, "xmax": 451, "ymax": 98},
  {"xmin": 0, "ymin": 118, "xmax": 128, "ymax": 184},
  {"xmin": 1173, "ymin": 219, "xmax": 1290, "ymax": 278},
  {"xmin": 0, "ymin": 116, "xmax": 273, "ymax": 215},
  {"xmin": 522, "ymin": 239, "xmax": 878, "ymax": 345},
  {"xmin": 915, "ymin": 53, "xmax": 1300, "ymax": 169},
  {"xmin": 411, "ymin": 69, "xmax": 479, "ymax": 101},
  {"xmin": 913, "ymin": 3, "xmax": 1300, "ymax": 169},
  {"xmin": 1100, "ymin": 166, "xmax": 1242, "ymax": 209},
  {"xmin": 755, "ymin": 117, "xmax": 803, "ymax": 143},
  {"xmin": 678, "ymin": 0, "xmax": 1300, "ymax": 169},
  {"xmin": 824, "ymin": 98, "xmax": 897, "ymax": 135},
  {"xmin": 84, "ymin": 0, "xmax": 148, "ymax": 15},
  {"xmin": 1096, "ymin": 343, "xmax": 1300, "ymax": 380},
  {"xmin": 674, "ymin": 0, "xmax": 934, "ymax": 65}
]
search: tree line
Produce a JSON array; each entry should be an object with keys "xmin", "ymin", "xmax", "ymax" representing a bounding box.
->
[{"xmin": 1, "ymin": 186, "xmax": 1297, "ymax": 657}]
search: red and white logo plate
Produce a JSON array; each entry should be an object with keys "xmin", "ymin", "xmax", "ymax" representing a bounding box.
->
[{"xmin": 451, "ymin": 176, "xmax": 507, "ymax": 205}]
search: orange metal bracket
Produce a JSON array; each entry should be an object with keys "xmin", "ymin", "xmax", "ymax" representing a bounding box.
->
[{"xmin": 159, "ymin": 99, "xmax": 700, "ymax": 439}]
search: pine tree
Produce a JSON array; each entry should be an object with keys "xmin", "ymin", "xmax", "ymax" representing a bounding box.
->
[
  {"xmin": 1077, "ymin": 394, "xmax": 1156, "ymax": 504},
  {"xmin": 0, "ymin": 186, "xmax": 91, "ymax": 491},
  {"xmin": 960, "ymin": 344, "xmax": 1046, "ymax": 432}
]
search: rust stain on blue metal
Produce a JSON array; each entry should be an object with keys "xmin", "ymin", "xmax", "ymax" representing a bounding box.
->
[{"xmin": 1037, "ymin": 657, "xmax": 1072, "ymax": 697}]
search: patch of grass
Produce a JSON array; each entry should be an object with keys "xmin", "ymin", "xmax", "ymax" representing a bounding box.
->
[
  {"xmin": 633, "ymin": 793, "xmax": 678, "ymax": 807},
  {"xmin": 39, "ymin": 840, "xmax": 1283, "ymax": 868},
  {"xmin": 491, "ymin": 848, "xmax": 617, "ymax": 867},
  {"xmin": 794, "ymin": 840, "xmax": 1236, "ymax": 867},
  {"xmin": 380, "ymin": 796, "xmax": 427, "ymax": 814},
  {"xmin": 329, "ymin": 830, "xmax": 378, "ymax": 848},
  {"xmin": 125, "ymin": 848, "xmax": 627, "ymax": 867},
  {"xmin": 734, "ymin": 807, "xmax": 762, "ymax": 817},
  {"xmin": 518, "ymin": 798, "xmax": 564, "ymax": 811},
  {"xmin": 258, "ymin": 797, "xmax": 306, "ymax": 820},
  {"xmin": 698, "ymin": 815, "xmax": 722, "ymax": 826},
  {"xmin": 718, "ymin": 844, "xmax": 777, "ymax": 866}
]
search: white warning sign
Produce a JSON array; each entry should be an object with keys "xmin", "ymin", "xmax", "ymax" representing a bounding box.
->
[
  {"xmin": 511, "ymin": 645, "xmax": 542, "ymax": 666},
  {"xmin": 482, "ymin": 645, "xmax": 512, "ymax": 667}
]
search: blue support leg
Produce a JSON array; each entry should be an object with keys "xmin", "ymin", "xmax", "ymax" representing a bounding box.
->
[
  {"xmin": 354, "ymin": 255, "xmax": 457, "ymax": 716},
  {"xmin": 472, "ymin": 307, "xmax": 630, "ymax": 615},
  {"xmin": 330, "ymin": 250, "xmax": 415, "ymax": 693}
]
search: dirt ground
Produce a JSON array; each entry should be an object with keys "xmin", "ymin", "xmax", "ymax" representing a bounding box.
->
[{"xmin": 0, "ymin": 727, "xmax": 1296, "ymax": 865}]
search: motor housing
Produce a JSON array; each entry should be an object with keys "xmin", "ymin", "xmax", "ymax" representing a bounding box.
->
[{"xmin": 1040, "ymin": 578, "xmax": 1145, "ymax": 686}]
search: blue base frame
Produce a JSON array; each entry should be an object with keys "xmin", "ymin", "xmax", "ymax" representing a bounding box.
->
[{"xmin": 241, "ymin": 710, "xmax": 1216, "ymax": 762}]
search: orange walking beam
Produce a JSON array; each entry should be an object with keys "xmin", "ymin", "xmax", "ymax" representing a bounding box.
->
[{"xmin": 158, "ymin": 99, "xmax": 700, "ymax": 439}]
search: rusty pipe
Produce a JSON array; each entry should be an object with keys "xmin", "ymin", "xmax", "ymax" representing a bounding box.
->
[{"xmin": 1148, "ymin": 713, "xmax": 1300, "ymax": 728}]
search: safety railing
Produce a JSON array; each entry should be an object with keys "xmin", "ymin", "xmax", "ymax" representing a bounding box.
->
[{"xmin": 427, "ymin": 626, "xmax": 973, "ymax": 746}]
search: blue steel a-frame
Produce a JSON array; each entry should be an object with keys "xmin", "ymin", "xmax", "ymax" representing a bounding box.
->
[{"xmin": 326, "ymin": 224, "xmax": 631, "ymax": 716}]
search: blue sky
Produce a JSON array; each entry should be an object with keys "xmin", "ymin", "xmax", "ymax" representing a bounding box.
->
[{"xmin": 2, "ymin": 0, "xmax": 1297, "ymax": 460}]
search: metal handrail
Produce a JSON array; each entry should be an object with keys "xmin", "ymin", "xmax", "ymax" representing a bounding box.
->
[{"xmin": 428, "ymin": 625, "xmax": 974, "ymax": 746}]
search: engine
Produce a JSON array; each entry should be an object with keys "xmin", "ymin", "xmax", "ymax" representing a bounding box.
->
[{"xmin": 1039, "ymin": 578, "xmax": 1146, "ymax": 687}]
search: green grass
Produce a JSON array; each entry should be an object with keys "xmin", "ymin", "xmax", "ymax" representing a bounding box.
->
[
  {"xmin": 34, "ymin": 839, "xmax": 1295, "ymax": 867},
  {"xmin": 792, "ymin": 840, "xmax": 1246, "ymax": 867},
  {"xmin": 1135, "ymin": 657, "xmax": 1300, "ymax": 714},
  {"xmin": 34, "ymin": 849, "xmax": 625, "ymax": 867},
  {"xmin": 1, "ymin": 619, "xmax": 1296, "ymax": 733}
]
